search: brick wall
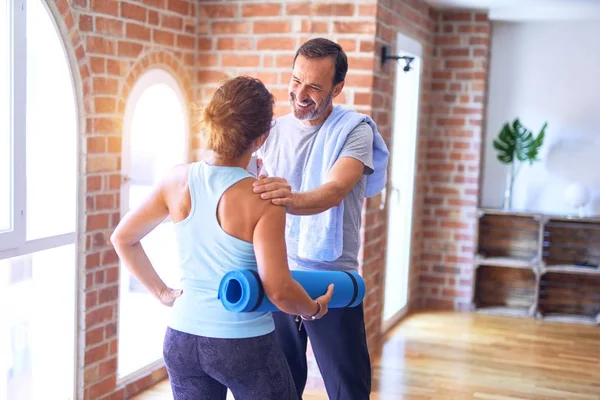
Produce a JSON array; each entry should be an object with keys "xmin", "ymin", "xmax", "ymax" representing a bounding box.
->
[
  {"xmin": 193, "ymin": 1, "xmax": 377, "ymax": 117},
  {"xmin": 369, "ymin": 0, "xmax": 436, "ymax": 347},
  {"xmin": 418, "ymin": 11, "xmax": 491, "ymax": 311}
]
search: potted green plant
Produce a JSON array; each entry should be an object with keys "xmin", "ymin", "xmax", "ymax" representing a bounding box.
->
[{"xmin": 493, "ymin": 118, "xmax": 547, "ymax": 210}]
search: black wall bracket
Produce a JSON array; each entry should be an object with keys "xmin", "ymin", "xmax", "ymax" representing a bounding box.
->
[{"xmin": 381, "ymin": 45, "xmax": 415, "ymax": 72}]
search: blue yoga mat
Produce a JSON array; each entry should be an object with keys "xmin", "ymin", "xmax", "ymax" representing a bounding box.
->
[{"xmin": 218, "ymin": 269, "xmax": 365, "ymax": 313}]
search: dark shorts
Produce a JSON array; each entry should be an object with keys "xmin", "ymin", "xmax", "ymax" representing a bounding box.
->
[{"xmin": 163, "ymin": 327, "xmax": 298, "ymax": 400}]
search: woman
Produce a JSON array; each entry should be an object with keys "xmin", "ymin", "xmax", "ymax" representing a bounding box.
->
[{"xmin": 110, "ymin": 76, "xmax": 334, "ymax": 400}]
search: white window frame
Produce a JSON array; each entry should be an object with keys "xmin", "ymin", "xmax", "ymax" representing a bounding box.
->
[
  {"xmin": 1, "ymin": 0, "xmax": 25, "ymax": 252},
  {"xmin": 0, "ymin": 1, "xmax": 80, "ymax": 399},
  {"xmin": 0, "ymin": 0, "xmax": 77, "ymax": 260}
]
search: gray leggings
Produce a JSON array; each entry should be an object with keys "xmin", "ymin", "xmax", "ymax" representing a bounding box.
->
[{"xmin": 163, "ymin": 327, "xmax": 298, "ymax": 400}]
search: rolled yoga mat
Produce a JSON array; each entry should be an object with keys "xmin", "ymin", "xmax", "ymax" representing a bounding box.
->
[{"xmin": 218, "ymin": 269, "xmax": 365, "ymax": 313}]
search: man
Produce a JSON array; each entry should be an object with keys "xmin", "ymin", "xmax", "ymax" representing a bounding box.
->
[{"xmin": 253, "ymin": 38, "xmax": 388, "ymax": 400}]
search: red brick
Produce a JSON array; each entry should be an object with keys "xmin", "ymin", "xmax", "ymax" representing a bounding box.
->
[
  {"xmin": 475, "ymin": 13, "xmax": 489, "ymax": 22},
  {"xmin": 86, "ymin": 36, "xmax": 115, "ymax": 55},
  {"xmin": 95, "ymin": 194, "xmax": 115, "ymax": 210},
  {"xmin": 345, "ymin": 73, "xmax": 373, "ymax": 88},
  {"xmin": 432, "ymin": 70, "xmax": 452, "ymax": 80},
  {"xmin": 254, "ymin": 21, "xmax": 291, "ymax": 34},
  {"xmin": 85, "ymin": 305, "xmax": 113, "ymax": 328},
  {"xmin": 153, "ymin": 29, "xmax": 175, "ymax": 46},
  {"xmin": 85, "ymin": 326, "xmax": 104, "ymax": 346},
  {"xmin": 446, "ymin": 59, "xmax": 474, "ymax": 69},
  {"xmin": 198, "ymin": 38, "xmax": 212, "ymax": 51},
  {"xmin": 442, "ymin": 12, "xmax": 473, "ymax": 22},
  {"xmin": 106, "ymin": 59, "xmax": 124, "ymax": 76},
  {"xmin": 95, "ymin": 17, "xmax": 123, "ymax": 36},
  {"xmin": 217, "ymin": 38, "xmax": 252, "ymax": 51},
  {"xmin": 177, "ymin": 34, "xmax": 195, "ymax": 50},
  {"xmin": 470, "ymin": 37, "xmax": 489, "ymax": 46},
  {"xmin": 79, "ymin": 15, "xmax": 93, "ymax": 31},
  {"xmin": 334, "ymin": 21, "xmax": 376, "ymax": 34},
  {"xmin": 89, "ymin": 375, "xmax": 116, "ymax": 400},
  {"xmin": 314, "ymin": 3, "xmax": 355, "ymax": 16},
  {"xmin": 199, "ymin": 4, "xmax": 237, "ymax": 18},
  {"xmin": 168, "ymin": 0, "xmax": 189, "ymax": 15},
  {"xmin": 149, "ymin": 10, "xmax": 159, "ymax": 25},
  {"xmin": 441, "ymin": 48, "xmax": 469, "ymax": 57},
  {"xmin": 359, "ymin": 4, "xmax": 377, "ymax": 16},
  {"xmin": 93, "ymin": 117, "xmax": 122, "ymax": 134},
  {"xmin": 87, "ymin": 137, "xmax": 105, "ymax": 153},
  {"xmin": 300, "ymin": 20, "xmax": 329, "ymax": 34},
  {"xmin": 212, "ymin": 22, "xmax": 251, "ymax": 35},
  {"xmin": 242, "ymin": 3, "xmax": 281, "ymax": 17},
  {"xmin": 334, "ymin": 39, "xmax": 354, "ymax": 53},
  {"xmin": 93, "ymin": 77, "xmax": 119, "ymax": 95},
  {"xmin": 257, "ymin": 38, "xmax": 295, "ymax": 51},
  {"xmin": 91, "ymin": 0, "xmax": 119, "ymax": 16},
  {"xmin": 286, "ymin": 2, "xmax": 312, "ymax": 16},
  {"xmin": 354, "ymin": 92, "xmax": 372, "ymax": 106},
  {"xmin": 161, "ymin": 15, "xmax": 183, "ymax": 30},
  {"xmin": 87, "ymin": 176, "xmax": 102, "ymax": 192},
  {"xmin": 275, "ymin": 54, "xmax": 294, "ymax": 68},
  {"xmin": 222, "ymin": 54, "xmax": 261, "ymax": 68},
  {"xmin": 117, "ymin": 40, "xmax": 143, "ymax": 57},
  {"xmin": 254, "ymin": 72, "xmax": 279, "ymax": 85},
  {"xmin": 140, "ymin": 0, "xmax": 164, "ymax": 7},
  {"xmin": 86, "ymin": 213, "xmax": 110, "ymax": 231},
  {"xmin": 360, "ymin": 40, "xmax": 374, "ymax": 53},
  {"xmin": 99, "ymin": 285, "xmax": 119, "ymax": 303},
  {"xmin": 126, "ymin": 23, "xmax": 151, "ymax": 41},
  {"xmin": 197, "ymin": 70, "xmax": 230, "ymax": 84},
  {"xmin": 435, "ymin": 36, "xmax": 461, "ymax": 46},
  {"xmin": 95, "ymin": 97, "xmax": 116, "ymax": 114},
  {"xmin": 348, "ymin": 56, "xmax": 373, "ymax": 71},
  {"xmin": 121, "ymin": 2, "xmax": 147, "ymax": 23},
  {"xmin": 107, "ymin": 136, "xmax": 121, "ymax": 153},
  {"xmin": 90, "ymin": 57, "xmax": 105, "ymax": 74}
]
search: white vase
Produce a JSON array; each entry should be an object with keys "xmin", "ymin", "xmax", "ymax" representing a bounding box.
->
[
  {"xmin": 565, "ymin": 182, "xmax": 590, "ymax": 217},
  {"xmin": 503, "ymin": 165, "xmax": 516, "ymax": 210}
]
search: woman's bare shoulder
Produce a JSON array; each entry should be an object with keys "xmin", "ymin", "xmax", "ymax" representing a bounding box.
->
[{"xmin": 228, "ymin": 177, "xmax": 277, "ymax": 218}]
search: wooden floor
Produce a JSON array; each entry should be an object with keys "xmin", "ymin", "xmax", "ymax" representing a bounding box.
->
[{"xmin": 133, "ymin": 312, "xmax": 600, "ymax": 399}]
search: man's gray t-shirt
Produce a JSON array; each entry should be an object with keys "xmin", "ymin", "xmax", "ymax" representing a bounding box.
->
[{"xmin": 259, "ymin": 113, "xmax": 374, "ymax": 273}]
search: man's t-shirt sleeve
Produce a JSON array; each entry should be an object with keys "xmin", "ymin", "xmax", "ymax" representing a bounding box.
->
[{"xmin": 337, "ymin": 121, "xmax": 375, "ymax": 175}]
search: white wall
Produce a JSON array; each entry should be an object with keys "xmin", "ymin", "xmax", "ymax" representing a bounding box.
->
[{"xmin": 481, "ymin": 21, "xmax": 600, "ymax": 216}]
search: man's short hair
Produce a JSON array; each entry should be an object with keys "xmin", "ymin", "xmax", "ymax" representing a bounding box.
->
[{"xmin": 293, "ymin": 38, "xmax": 348, "ymax": 85}]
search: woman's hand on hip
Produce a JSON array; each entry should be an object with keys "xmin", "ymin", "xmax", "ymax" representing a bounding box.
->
[{"xmin": 158, "ymin": 287, "xmax": 183, "ymax": 307}]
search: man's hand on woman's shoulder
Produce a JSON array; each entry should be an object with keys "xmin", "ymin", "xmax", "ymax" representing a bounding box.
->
[{"xmin": 253, "ymin": 176, "xmax": 294, "ymax": 208}]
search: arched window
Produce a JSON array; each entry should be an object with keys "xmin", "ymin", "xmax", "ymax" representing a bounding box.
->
[
  {"xmin": 0, "ymin": 0, "xmax": 78, "ymax": 398},
  {"xmin": 118, "ymin": 68, "xmax": 188, "ymax": 379}
]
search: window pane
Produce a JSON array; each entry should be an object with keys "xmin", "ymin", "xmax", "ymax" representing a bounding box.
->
[
  {"xmin": 25, "ymin": 0, "xmax": 76, "ymax": 240},
  {"xmin": 0, "ymin": 244, "xmax": 76, "ymax": 400},
  {"xmin": 0, "ymin": 0, "xmax": 11, "ymax": 233},
  {"xmin": 118, "ymin": 78, "xmax": 185, "ymax": 378}
]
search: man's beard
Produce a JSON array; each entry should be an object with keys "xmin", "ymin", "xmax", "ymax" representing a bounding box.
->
[{"xmin": 289, "ymin": 91, "xmax": 333, "ymax": 122}]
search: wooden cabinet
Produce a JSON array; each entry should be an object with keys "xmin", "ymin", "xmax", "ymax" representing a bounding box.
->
[{"xmin": 472, "ymin": 209, "xmax": 600, "ymax": 325}]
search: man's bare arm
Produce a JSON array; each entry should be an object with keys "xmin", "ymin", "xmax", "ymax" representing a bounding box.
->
[{"xmin": 253, "ymin": 157, "xmax": 365, "ymax": 215}]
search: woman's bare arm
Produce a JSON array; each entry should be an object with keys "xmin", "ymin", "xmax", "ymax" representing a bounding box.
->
[
  {"xmin": 110, "ymin": 171, "xmax": 182, "ymax": 306},
  {"xmin": 253, "ymin": 204, "xmax": 333, "ymax": 317}
]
